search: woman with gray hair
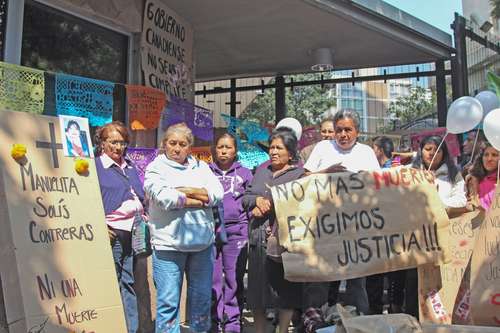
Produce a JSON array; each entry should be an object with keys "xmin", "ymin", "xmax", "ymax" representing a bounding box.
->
[
  {"xmin": 144, "ymin": 123, "xmax": 224, "ymax": 333},
  {"xmin": 302, "ymin": 109, "xmax": 380, "ymax": 322}
]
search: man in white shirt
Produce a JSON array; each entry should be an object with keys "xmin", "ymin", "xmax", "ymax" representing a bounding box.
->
[{"xmin": 303, "ymin": 109, "xmax": 380, "ymax": 317}]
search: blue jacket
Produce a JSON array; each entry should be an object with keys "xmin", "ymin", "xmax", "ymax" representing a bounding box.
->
[{"xmin": 95, "ymin": 156, "xmax": 144, "ymax": 215}]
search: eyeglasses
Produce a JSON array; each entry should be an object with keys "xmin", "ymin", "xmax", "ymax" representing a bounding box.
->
[{"xmin": 106, "ymin": 140, "xmax": 128, "ymax": 148}]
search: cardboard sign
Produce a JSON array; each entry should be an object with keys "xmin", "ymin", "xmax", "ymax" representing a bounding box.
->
[
  {"xmin": 141, "ymin": 0, "xmax": 194, "ymax": 101},
  {"xmin": 418, "ymin": 211, "xmax": 483, "ymax": 325},
  {"xmin": 469, "ymin": 186, "xmax": 500, "ymax": 326},
  {"xmin": 270, "ymin": 167, "xmax": 451, "ymax": 282},
  {"xmin": 0, "ymin": 110, "xmax": 126, "ymax": 332}
]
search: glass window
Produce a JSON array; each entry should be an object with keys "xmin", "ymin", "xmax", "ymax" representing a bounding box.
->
[
  {"xmin": 21, "ymin": 0, "xmax": 129, "ymax": 121},
  {"xmin": 21, "ymin": 1, "xmax": 128, "ymax": 83}
]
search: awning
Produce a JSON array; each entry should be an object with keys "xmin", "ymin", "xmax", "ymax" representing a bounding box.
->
[{"xmin": 162, "ymin": 0, "xmax": 454, "ymax": 81}]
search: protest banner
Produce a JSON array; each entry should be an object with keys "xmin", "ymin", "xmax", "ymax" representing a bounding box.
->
[
  {"xmin": 469, "ymin": 186, "xmax": 500, "ymax": 327},
  {"xmin": 141, "ymin": 0, "xmax": 194, "ymax": 101},
  {"xmin": 418, "ymin": 210, "xmax": 483, "ymax": 324},
  {"xmin": 0, "ymin": 110, "xmax": 126, "ymax": 332},
  {"xmin": 271, "ymin": 167, "xmax": 451, "ymax": 282}
]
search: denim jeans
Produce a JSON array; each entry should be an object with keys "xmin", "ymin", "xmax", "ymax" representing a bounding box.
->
[
  {"xmin": 153, "ymin": 245, "xmax": 214, "ymax": 333},
  {"xmin": 111, "ymin": 229, "xmax": 138, "ymax": 333}
]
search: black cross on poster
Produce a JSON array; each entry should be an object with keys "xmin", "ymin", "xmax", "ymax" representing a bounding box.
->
[{"xmin": 36, "ymin": 122, "xmax": 63, "ymax": 168}]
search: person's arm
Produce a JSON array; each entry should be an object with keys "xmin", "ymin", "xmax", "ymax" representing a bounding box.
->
[
  {"xmin": 176, "ymin": 187, "xmax": 209, "ymax": 203},
  {"xmin": 197, "ymin": 161, "xmax": 224, "ymax": 207},
  {"xmin": 143, "ymin": 163, "xmax": 190, "ymax": 211}
]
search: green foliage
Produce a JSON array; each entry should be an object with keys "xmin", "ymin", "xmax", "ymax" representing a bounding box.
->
[
  {"xmin": 21, "ymin": 2, "xmax": 128, "ymax": 83},
  {"xmin": 491, "ymin": 0, "xmax": 500, "ymax": 19},
  {"xmin": 387, "ymin": 86, "xmax": 435, "ymax": 124},
  {"xmin": 487, "ymin": 71, "xmax": 500, "ymax": 97},
  {"xmin": 240, "ymin": 74, "xmax": 336, "ymax": 126}
]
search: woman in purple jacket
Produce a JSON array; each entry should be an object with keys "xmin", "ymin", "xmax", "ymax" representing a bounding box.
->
[{"xmin": 209, "ymin": 133, "xmax": 253, "ymax": 333}]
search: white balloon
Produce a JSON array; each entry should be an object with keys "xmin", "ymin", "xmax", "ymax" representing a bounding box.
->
[
  {"xmin": 276, "ymin": 117, "xmax": 302, "ymax": 140},
  {"xmin": 475, "ymin": 90, "xmax": 499, "ymax": 117},
  {"xmin": 483, "ymin": 108, "xmax": 500, "ymax": 151},
  {"xmin": 446, "ymin": 96, "xmax": 483, "ymax": 134}
]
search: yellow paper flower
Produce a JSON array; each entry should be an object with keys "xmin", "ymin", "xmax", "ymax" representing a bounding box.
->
[
  {"xmin": 74, "ymin": 158, "xmax": 89, "ymax": 175},
  {"xmin": 11, "ymin": 144, "xmax": 27, "ymax": 160}
]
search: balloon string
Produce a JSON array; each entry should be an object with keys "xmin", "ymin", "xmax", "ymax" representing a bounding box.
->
[
  {"xmin": 468, "ymin": 130, "xmax": 480, "ymax": 164},
  {"xmin": 427, "ymin": 133, "xmax": 448, "ymax": 172}
]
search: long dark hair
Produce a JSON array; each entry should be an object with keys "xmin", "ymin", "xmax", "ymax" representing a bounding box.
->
[
  {"xmin": 412, "ymin": 135, "xmax": 459, "ymax": 183},
  {"xmin": 469, "ymin": 142, "xmax": 498, "ymax": 182},
  {"xmin": 268, "ymin": 127, "xmax": 299, "ymax": 164}
]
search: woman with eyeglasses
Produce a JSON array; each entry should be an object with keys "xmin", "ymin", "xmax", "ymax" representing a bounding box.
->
[{"xmin": 95, "ymin": 121, "xmax": 144, "ymax": 333}]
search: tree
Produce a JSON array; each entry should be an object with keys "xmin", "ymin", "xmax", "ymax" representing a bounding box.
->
[
  {"xmin": 387, "ymin": 86, "xmax": 435, "ymax": 125},
  {"xmin": 240, "ymin": 74, "xmax": 336, "ymax": 126},
  {"xmin": 491, "ymin": 0, "xmax": 500, "ymax": 19}
]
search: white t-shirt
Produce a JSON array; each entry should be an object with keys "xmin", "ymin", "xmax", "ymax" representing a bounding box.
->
[{"xmin": 304, "ymin": 140, "xmax": 381, "ymax": 172}]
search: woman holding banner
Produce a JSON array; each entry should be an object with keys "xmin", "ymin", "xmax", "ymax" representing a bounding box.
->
[
  {"xmin": 95, "ymin": 121, "xmax": 145, "ymax": 333},
  {"xmin": 467, "ymin": 142, "xmax": 500, "ymax": 211},
  {"xmin": 407, "ymin": 135, "xmax": 467, "ymax": 317},
  {"xmin": 209, "ymin": 133, "xmax": 253, "ymax": 333},
  {"xmin": 243, "ymin": 127, "xmax": 304, "ymax": 333},
  {"xmin": 144, "ymin": 123, "xmax": 224, "ymax": 333}
]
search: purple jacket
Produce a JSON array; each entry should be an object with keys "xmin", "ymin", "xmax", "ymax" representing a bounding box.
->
[
  {"xmin": 95, "ymin": 156, "xmax": 145, "ymax": 215},
  {"xmin": 210, "ymin": 161, "xmax": 253, "ymax": 225}
]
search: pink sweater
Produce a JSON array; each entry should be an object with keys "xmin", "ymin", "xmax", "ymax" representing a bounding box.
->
[{"xmin": 479, "ymin": 173, "xmax": 497, "ymax": 211}]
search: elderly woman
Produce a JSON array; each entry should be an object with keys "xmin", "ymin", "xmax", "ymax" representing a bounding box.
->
[
  {"xmin": 243, "ymin": 127, "xmax": 304, "ymax": 333},
  {"xmin": 95, "ymin": 121, "xmax": 144, "ymax": 333},
  {"xmin": 144, "ymin": 123, "xmax": 224, "ymax": 333}
]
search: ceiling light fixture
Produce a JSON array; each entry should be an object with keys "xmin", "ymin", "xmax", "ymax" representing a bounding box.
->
[{"xmin": 310, "ymin": 48, "xmax": 334, "ymax": 72}]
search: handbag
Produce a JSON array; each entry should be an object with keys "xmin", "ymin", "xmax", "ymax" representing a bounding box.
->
[
  {"xmin": 131, "ymin": 211, "xmax": 152, "ymax": 257},
  {"xmin": 266, "ymin": 221, "xmax": 285, "ymax": 262}
]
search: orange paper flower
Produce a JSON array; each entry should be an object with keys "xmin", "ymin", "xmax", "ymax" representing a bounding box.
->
[
  {"xmin": 74, "ymin": 158, "xmax": 89, "ymax": 175},
  {"xmin": 11, "ymin": 144, "xmax": 27, "ymax": 160}
]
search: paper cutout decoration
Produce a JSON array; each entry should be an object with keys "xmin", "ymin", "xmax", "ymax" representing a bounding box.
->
[
  {"xmin": 191, "ymin": 146, "xmax": 213, "ymax": 164},
  {"xmin": 238, "ymin": 142, "xmax": 269, "ymax": 169},
  {"xmin": 161, "ymin": 96, "xmax": 214, "ymax": 141},
  {"xmin": 126, "ymin": 85, "xmax": 166, "ymax": 130},
  {"xmin": 187, "ymin": 105, "xmax": 214, "ymax": 142},
  {"xmin": 0, "ymin": 62, "xmax": 45, "ymax": 114},
  {"xmin": 220, "ymin": 114, "xmax": 269, "ymax": 145},
  {"xmin": 126, "ymin": 147, "xmax": 158, "ymax": 183},
  {"xmin": 56, "ymin": 73, "xmax": 114, "ymax": 127},
  {"xmin": 59, "ymin": 115, "xmax": 94, "ymax": 158}
]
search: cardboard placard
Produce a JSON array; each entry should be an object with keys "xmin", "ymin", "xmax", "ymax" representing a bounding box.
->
[
  {"xmin": 141, "ymin": 0, "xmax": 194, "ymax": 101},
  {"xmin": 271, "ymin": 167, "xmax": 451, "ymax": 282},
  {"xmin": 418, "ymin": 211, "xmax": 483, "ymax": 324},
  {"xmin": 0, "ymin": 110, "xmax": 126, "ymax": 332},
  {"xmin": 469, "ymin": 186, "xmax": 500, "ymax": 326}
]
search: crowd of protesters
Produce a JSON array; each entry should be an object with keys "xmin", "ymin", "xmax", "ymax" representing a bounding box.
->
[{"xmin": 93, "ymin": 109, "xmax": 499, "ymax": 333}]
